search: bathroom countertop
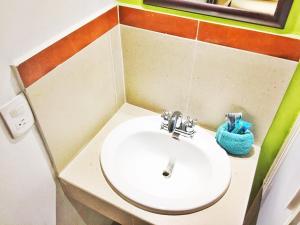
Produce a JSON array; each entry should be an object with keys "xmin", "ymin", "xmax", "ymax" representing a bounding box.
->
[{"xmin": 59, "ymin": 103, "xmax": 261, "ymax": 225}]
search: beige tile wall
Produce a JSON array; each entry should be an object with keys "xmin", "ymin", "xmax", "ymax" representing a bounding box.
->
[
  {"xmin": 121, "ymin": 25, "xmax": 297, "ymax": 145},
  {"xmin": 122, "ymin": 25, "xmax": 196, "ymax": 114},
  {"xmin": 26, "ymin": 26, "xmax": 125, "ymax": 173},
  {"xmin": 188, "ymin": 41, "xmax": 297, "ymax": 144},
  {"xmin": 25, "ymin": 23, "xmax": 297, "ymax": 173}
]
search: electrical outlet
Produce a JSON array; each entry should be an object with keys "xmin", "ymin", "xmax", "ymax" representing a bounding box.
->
[{"xmin": 0, "ymin": 93, "xmax": 34, "ymax": 139}]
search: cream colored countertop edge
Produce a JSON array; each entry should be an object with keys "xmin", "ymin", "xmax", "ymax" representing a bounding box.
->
[{"xmin": 59, "ymin": 103, "xmax": 261, "ymax": 225}]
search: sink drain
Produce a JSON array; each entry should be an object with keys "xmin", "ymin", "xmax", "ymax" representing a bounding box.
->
[
  {"xmin": 162, "ymin": 171, "xmax": 170, "ymax": 177},
  {"xmin": 162, "ymin": 158, "xmax": 175, "ymax": 178}
]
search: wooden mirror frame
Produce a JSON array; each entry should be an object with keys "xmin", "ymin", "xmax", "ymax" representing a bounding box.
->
[{"xmin": 143, "ymin": 0, "xmax": 294, "ymax": 28}]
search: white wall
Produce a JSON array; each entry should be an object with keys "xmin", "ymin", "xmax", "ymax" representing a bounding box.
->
[
  {"xmin": 0, "ymin": 0, "xmax": 116, "ymax": 105},
  {"xmin": 0, "ymin": 0, "xmax": 116, "ymax": 224},
  {"xmin": 257, "ymin": 117, "xmax": 300, "ymax": 225},
  {"xmin": 0, "ymin": 121, "xmax": 56, "ymax": 225}
]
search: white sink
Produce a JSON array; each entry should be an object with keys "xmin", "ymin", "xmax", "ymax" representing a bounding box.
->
[{"xmin": 100, "ymin": 116, "xmax": 231, "ymax": 214}]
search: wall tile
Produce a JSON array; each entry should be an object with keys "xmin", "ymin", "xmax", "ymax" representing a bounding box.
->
[
  {"xmin": 121, "ymin": 25, "xmax": 195, "ymax": 113},
  {"xmin": 26, "ymin": 31, "xmax": 122, "ymax": 172},
  {"xmin": 198, "ymin": 22, "xmax": 300, "ymax": 61},
  {"xmin": 119, "ymin": 6, "xmax": 198, "ymax": 40},
  {"xmin": 187, "ymin": 42, "xmax": 297, "ymax": 144},
  {"xmin": 121, "ymin": 24, "xmax": 297, "ymax": 145}
]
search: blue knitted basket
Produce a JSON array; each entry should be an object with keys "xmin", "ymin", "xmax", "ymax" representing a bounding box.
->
[{"xmin": 216, "ymin": 122, "xmax": 254, "ymax": 156}]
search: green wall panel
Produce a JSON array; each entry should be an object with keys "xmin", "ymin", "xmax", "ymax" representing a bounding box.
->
[{"xmin": 250, "ymin": 64, "xmax": 300, "ymax": 203}]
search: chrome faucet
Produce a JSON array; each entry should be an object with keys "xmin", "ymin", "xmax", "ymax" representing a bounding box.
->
[
  {"xmin": 168, "ymin": 111, "xmax": 182, "ymax": 133},
  {"xmin": 161, "ymin": 111, "xmax": 196, "ymax": 138}
]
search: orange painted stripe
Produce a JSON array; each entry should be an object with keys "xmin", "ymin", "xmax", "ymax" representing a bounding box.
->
[
  {"xmin": 119, "ymin": 6, "xmax": 198, "ymax": 40},
  {"xmin": 18, "ymin": 6, "xmax": 118, "ymax": 88},
  {"xmin": 198, "ymin": 22, "xmax": 300, "ymax": 61}
]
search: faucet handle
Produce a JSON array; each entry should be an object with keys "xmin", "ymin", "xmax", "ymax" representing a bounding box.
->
[
  {"xmin": 161, "ymin": 111, "xmax": 172, "ymax": 120},
  {"xmin": 184, "ymin": 116, "xmax": 197, "ymax": 132}
]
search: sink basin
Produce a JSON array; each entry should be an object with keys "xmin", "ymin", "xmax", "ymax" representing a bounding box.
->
[{"xmin": 100, "ymin": 116, "xmax": 231, "ymax": 214}]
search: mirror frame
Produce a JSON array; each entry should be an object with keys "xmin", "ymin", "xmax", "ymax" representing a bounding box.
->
[{"xmin": 143, "ymin": 0, "xmax": 294, "ymax": 28}]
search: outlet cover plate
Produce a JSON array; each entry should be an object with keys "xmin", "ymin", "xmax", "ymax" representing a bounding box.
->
[{"xmin": 0, "ymin": 93, "xmax": 35, "ymax": 139}]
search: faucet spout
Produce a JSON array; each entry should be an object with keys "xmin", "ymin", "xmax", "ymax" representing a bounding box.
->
[
  {"xmin": 168, "ymin": 111, "xmax": 182, "ymax": 133},
  {"xmin": 161, "ymin": 110, "xmax": 196, "ymax": 138}
]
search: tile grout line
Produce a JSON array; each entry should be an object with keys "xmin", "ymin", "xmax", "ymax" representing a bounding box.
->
[
  {"xmin": 117, "ymin": 6, "xmax": 127, "ymax": 103},
  {"xmin": 195, "ymin": 20, "xmax": 200, "ymax": 41},
  {"xmin": 117, "ymin": 4, "xmax": 120, "ymax": 23},
  {"xmin": 108, "ymin": 29, "xmax": 119, "ymax": 108},
  {"xmin": 184, "ymin": 21, "xmax": 200, "ymax": 115},
  {"xmin": 118, "ymin": 24, "xmax": 128, "ymax": 103}
]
